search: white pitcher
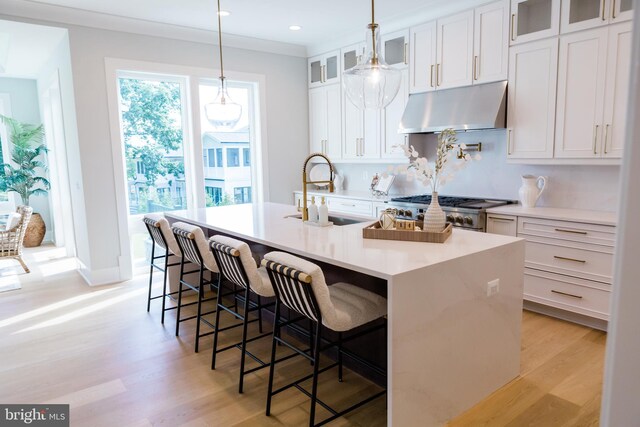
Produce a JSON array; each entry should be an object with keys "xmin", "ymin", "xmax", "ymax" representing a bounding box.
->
[{"xmin": 519, "ymin": 175, "xmax": 547, "ymax": 208}]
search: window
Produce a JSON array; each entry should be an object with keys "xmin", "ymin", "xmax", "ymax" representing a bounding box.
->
[
  {"xmin": 207, "ymin": 148, "xmax": 215, "ymax": 167},
  {"xmin": 243, "ymin": 148, "xmax": 250, "ymax": 166},
  {"xmin": 234, "ymin": 187, "xmax": 252, "ymax": 204},
  {"xmin": 216, "ymin": 148, "xmax": 223, "ymax": 167},
  {"xmin": 227, "ymin": 148, "xmax": 240, "ymax": 167},
  {"xmin": 206, "ymin": 186, "xmax": 223, "ymax": 205}
]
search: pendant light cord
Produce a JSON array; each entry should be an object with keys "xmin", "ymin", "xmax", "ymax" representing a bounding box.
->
[
  {"xmin": 216, "ymin": 0, "xmax": 225, "ymax": 82},
  {"xmin": 370, "ymin": 0, "xmax": 378, "ymax": 64}
]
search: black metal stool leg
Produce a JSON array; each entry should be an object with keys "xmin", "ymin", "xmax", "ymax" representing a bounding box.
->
[
  {"xmin": 266, "ymin": 300, "xmax": 281, "ymax": 416},
  {"xmin": 194, "ymin": 266, "xmax": 204, "ymax": 353},
  {"xmin": 147, "ymin": 244, "xmax": 155, "ymax": 312},
  {"xmin": 257, "ymin": 295, "xmax": 263, "ymax": 334},
  {"xmin": 211, "ymin": 274, "xmax": 224, "ymax": 370},
  {"xmin": 309, "ymin": 318, "xmax": 315, "ymax": 366},
  {"xmin": 309, "ymin": 321, "xmax": 323, "ymax": 427},
  {"xmin": 238, "ymin": 286, "xmax": 251, "ymax": 393},
  {"xmin": 161, "ymin": 252, "xmax": 169, "ymax": 324},
  {"xmin": 175, "ymin": 257, "xmax": 185, "ymax": 337},
  {"xmin": 338, "ymin": 332, "xmax": 343, "ymax": 382}
]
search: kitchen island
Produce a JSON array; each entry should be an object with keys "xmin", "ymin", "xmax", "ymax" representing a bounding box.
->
[{"xmin": 166, "ymin": 202, "xmax": 525, "ymax": 426}]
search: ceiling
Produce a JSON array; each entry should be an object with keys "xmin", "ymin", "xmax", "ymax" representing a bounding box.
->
[
  {"xmin": 13, "ymin": 0, "xmax": 484, "ymax": 52},
  {"xmin": 0, "ymin": 19, "xmax": 67, "ymax": 78}
]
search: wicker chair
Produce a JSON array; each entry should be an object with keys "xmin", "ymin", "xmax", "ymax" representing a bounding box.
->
[{"xmin": 0, "ymin": 205, "xmax": 33, "ymax": 273}]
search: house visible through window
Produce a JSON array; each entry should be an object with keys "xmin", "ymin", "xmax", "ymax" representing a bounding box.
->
[
  {"xmin": 227, "ymin": 148, "xmax": 240, "ymax": 167},
  {"xmin": 206, "ymin": 186, "xmax": 223, "ymax": 205},
  {"xmin": 234, "ymin": 186, "xmax": 251, "ymax": 204},
  {"xmin": 243, "ymin": 148, "xmax": 250, "ymax": 166},
  {"xmin": 216, "ymin": 148, "xmax": 223, "ymax": 167},
  {"xmin": 207, "ymin": 148, "xmax": 215, "ymax": 167}
]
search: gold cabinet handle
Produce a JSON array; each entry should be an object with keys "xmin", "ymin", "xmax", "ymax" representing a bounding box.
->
[
  {"xmin": 473, "ymin": 56, "xmax": 479, "ymax": 80},
  {"xmin": 430, "ymin": 64, "xmax": 435, "ymax": 87},
  {"xmin": 404, "ymin": 42, "xmax": 408, "ymax": 65},
  {"xmin": 551, "ymin": 289, "xmax": 583, "ymax": 299},
  {"xmin": 593, "ymin": 124, "xmax": 599, "ymax": 154},
  {"xmin": 602, "ymin": 0, "xmax": 606, "ymax": 20},
  {"xmin": 507, "ymin": 129, "xmax": 513, "ymax": 155},
  {"xmin": 511, "ymin": 14, "xmax": 516, "ymax": 41},
  {"xmin": 554, "ymin": 255, "xmax": 587, "ymax": 264},
  {"xmin": 604, "ymin": 124, "xmax": 610, "ymax": 154},
  {"xmin": 490, "ymin": 217, "xmax": 515, "ymax": 222},
  {"xmin": 436, "ymin": 63, "xmax": 441, "ymax": 86},
  {"xmin": 555, "ymin": 228, "xmax": 588, "ymax": 235},
  {"xmin": 612, "ymin": 0, "xmax": 617, "ymax": 18}
]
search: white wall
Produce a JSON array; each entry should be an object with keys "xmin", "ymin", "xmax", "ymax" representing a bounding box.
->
[
  {"xmin": 335, "ymin": 130, "xmax": 621, "ymax": 212},
  {"xmin": 0, "ymin": 14, "xmax": 309, "ymax": 282},
  {"xmin": 0, "ymin": 77, "xmax": 54, "ymax": 236}
]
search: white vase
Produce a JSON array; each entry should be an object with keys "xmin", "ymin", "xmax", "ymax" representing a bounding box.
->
[
  {"xmin": 518, "ymin": 175, "xmax": 547, "ymax": 208},
  {"xmin": 424, "ymin": 192, "xmax": 446, "ymax": 232}
]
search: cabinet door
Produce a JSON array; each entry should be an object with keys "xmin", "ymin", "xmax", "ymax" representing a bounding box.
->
[
  {"xmin": 361, "ymin": 109, "xmax": 381, "ymax": 158},
  {"xmin": 325, "ymin": 85, "xmax": 342, "ymax": 159},
  {"xmin": 309, "ymin": 88, "xmax": 327, "ymax": 154},
  {"xmin": 611, "ymin": 0, "xmax": 633, "ymax": 22},
  {"xmin": 554, "ymin": 28, "xmax": 608, "ymax": 158},
  {"xmin": 409, "ymin": 22, "xmax": 437, "ymax": 93},
  {"xmin": 486, "ymin": 215, "xmax": 517, "ymax": 236},
  {"xmin": 342, "ymin": 43, "xmax": 365, "ymax": 73},
  {"xmin": 382, "ymin": 69, "xmax": 410, "ymax": 159},
  {"xmin": 507, "ymin": 39, "xmax": 558, "ymax": 159},
  {"xmin": 382, "ymin": 29, "xmax": 409, "ymax": 69},
  {"xmin": 473, "ymin": 1, "xmax": 509, "ymax": 84},
  {"xmin": 510, "ymin": 0, "xmax": 561, "ymax": 45},
  {"xmin": 436, "ymin": 10, "xmax": 474, "ymax": 89},
  {"xmin": 603, "ymin": 22, "xmax": 632, "ymax": 158},
  {"xmin": 324, "ymin": 50, "xmax": 341, "ymax": 86},
  {"xmin": 342, "ymin": 95, "xmax": 362, "ymax": 159},
  {"xmin": 560, "ymin": 0, "xmax": 609, "ymax": 33},
  {"xmin": 308, "ymin": 55, "xmax": 324, "ymax": 89}
]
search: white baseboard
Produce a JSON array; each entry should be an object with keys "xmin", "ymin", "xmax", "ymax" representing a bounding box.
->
[
  {"xmin": 524, "ymin": 301, "xmax": 608, "ymax": 332},
  {"xmin": 77, "ymin": 260, "xmax": 123, "ymax": 286}
]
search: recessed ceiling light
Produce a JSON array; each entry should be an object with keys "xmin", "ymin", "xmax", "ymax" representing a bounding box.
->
[
  {"xmin": 289, "ymin": 25, "xmax": 302, "ymax": 31},
  {"xmin": 218, "ymin": 10, "xmax": 231, "ymax": 17}
]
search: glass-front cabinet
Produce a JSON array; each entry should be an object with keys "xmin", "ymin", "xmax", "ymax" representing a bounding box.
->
[
  {"xmin": 510, "ymin": 0, "xmax": 561, "ymax": 44},
  {"xmin": 612, "ymin": 0, "xmax": 634, "ymax": 22},
  {"xmin": 341, "ymin": 43, "xmax": 365, "ymax": 73},
  {"xmin": 308, "ymin": 50, "xmax": 340, "ymax": 88},
  {"xmin": 560, "ymin": 0, "xmax": 632, "ymax": 33},
  {"xmin": 382, "ymin": 29, "xmax": 410, "ymax": 69}
]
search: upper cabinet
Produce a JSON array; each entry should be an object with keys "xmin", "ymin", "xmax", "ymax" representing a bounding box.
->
[
  {"xmin": 561, "ymin": 0, "xmax": 633, "ymax": 33},
  {"xmin": 342, "ymin": 43, "xmax": 365, "ymax": 73},
  {"xmin": 507, "ymin": 38, "xmax": 559, "ymax": 159},
  {"xmin": 382, "ymin": 29, "xmax": 410, "ymax": 69},
  {"xmin": 409, "ymin": 22, "xmax": 437, "ymax": 93},
  {"xmin": 382, "ymin": 69, "xmax": 410, "ymax": 159},
  {"xmin": 436, "ymin": 10, "xmax": 475, "ymax": 89},
  {"xmin": 309, "ymin": 85, "xmax": 342, "ymax": 158},
  {"xmin": 308, "ymin": 50, "xmax": 340, "ymax": 88},
  {"xmin": 473, "ymin": 0, "xmax": 510, "ymax": 83},
  {"xmin": 510, "ymin": 0, "xmax": 561, "ymax": 45}
]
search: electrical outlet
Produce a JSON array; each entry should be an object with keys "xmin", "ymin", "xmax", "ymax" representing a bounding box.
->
[{"xmin": 487, "ymin": 279, "xmax": 500, "ymax": 297}]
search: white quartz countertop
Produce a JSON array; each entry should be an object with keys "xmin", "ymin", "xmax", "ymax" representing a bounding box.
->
[
  {"xmin": 486, "ymin": 205, "xmax": 618, "ymax": 226},
  {"xmin": 166, "ymin": 202, "xmax": 522, "ymax": 280},
  {"xmin": 294, "ymin": 189, "xmax": 394, "ymax": 203}
]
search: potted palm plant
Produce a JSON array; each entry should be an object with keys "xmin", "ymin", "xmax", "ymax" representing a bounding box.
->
[{"xmin": 0, "ymin": 115, "xmax": 50, "ymax": 247}]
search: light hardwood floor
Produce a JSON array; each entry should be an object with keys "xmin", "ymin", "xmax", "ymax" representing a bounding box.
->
[{"xmin": 0, "ymin": 247, "xmax": 606, "ymax": 426}]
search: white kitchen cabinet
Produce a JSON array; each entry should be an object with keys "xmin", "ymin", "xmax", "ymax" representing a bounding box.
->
[
  {"xmin": 309, "ymin": 85, "xmax": 342, "ymax": 158},
  {"xmin": 560, "ymin": 0, "xmax": 633, "ymax": 33},
  {"xmin": 326, "ymin": 197, "xmax": 374, "ymax": 217},
  {"xmin": 436, "ymin": 10, "xmax": 474, "ymax": 89},
  {"xmin": 382, "ymin": 69, "xmax": 410, "ymax": 159},
  {"xmin": 611, "ymin": 0, "xmax": 633, "ymax": 22},
  {"xmin": 473, "ymin": 0, "xmax": 509, "ymax": 84},
  {"xmin": 409, "ymin": 22, "xmax": 437, "ymax": 93},
  {"xmin": 507, "ymin": 38, "xmax": 559, "ymax": 159},
  {"xmin": 486, "ymin": 214, "xmax": 518, "ymax": 236},
  {"xmin": 342, "ymin": 43, "xmax": 365, "ymax": 73},
  {"xmin": 382, "ymin": 29, "xmax": 410, "ymax": 69},
  {"xmin": 603, "ymin": 22, "xmax": 633, "ymax": 158},
  {"xmin": 510, "ymin": 0, "xmax": 561, "ymax": 45},
  {"xmin": 308, "ymin": 50, "xmax": 340, "ymax": 88},
  {"xmin": 554, "ymin": 28, "xmax": 608, "ymax": 158},
  {"xmin": 342, "ymin": 96, "xmax": 380, "ymax": 160}
]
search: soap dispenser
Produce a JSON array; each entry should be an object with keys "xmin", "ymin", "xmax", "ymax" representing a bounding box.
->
[
  {"xmin": 318, "ymin": 196, "xmax": 329, "ymax": 226},
  {"xmin": 308, "ymin": 196, "xmax": 319, "ymax": 223}
]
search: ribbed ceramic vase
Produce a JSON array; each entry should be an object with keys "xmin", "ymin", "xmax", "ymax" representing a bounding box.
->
[{"xmin": 424, "ymin": 192, "xmax": 446, "ymax": 233}]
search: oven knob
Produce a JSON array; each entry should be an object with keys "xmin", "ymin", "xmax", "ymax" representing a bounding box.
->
[
  {"xmin": 446, "ymin": 215, "xmax": 455, "ymax": 223},
  {"xmin": 417, "ymin": 213, "xmax": 424, "ymax": 221},
  {"xmin": 454, "ymin": 216, "xmax": 464, "ymax": 225},
  {"xmin": 464, "ymin": 216, "xmax": 473, "ymax": 225}
]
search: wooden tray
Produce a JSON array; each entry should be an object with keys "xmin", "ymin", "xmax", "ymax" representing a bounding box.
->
[{"xmin": 363, "ymin": 222, "xmax": 452, "ymax": 243}]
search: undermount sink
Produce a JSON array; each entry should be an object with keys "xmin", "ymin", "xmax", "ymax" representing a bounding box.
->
[{"xmin": 285, "ymin": 213, "xmax": 369, "ymax": 226}]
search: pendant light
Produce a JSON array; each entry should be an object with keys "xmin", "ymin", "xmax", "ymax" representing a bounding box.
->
[
  {"xmin": 343, "ymin": 0, "xmax": 401, "ymax": 110},
  {"xmin": 204, "ymin": 0, "xmax": 242, "ymax": 129}
]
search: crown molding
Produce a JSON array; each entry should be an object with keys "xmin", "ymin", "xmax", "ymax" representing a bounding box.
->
[{"xmin": 0, "ymin": 0, "xmax": 308, "ymax": 58}]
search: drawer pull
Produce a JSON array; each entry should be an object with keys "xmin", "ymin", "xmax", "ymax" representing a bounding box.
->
[
  {"xmin": 551, "ymin": 289, "xmax": 583, "ymax": 299},
  {"xmin": 554, "ymin": 255, "xmax": 586, "ymax": 264},
  {"xmin": 491, "ymin": 218, "xmax": 514, "ymax": 222},
  {"xmin": 554, "ymin": 228, "xmax": 588, "ymax": 235}
]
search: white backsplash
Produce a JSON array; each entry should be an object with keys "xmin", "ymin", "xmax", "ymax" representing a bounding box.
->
[{"xmin": 333, "ymin": 130, "xmax": 621, "ymax": 212}]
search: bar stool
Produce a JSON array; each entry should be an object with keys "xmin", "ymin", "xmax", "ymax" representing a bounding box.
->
[
  {"xmin": 171, "ymin": 222, "xmax": 220, "ymax": 353},
  {"xmin": 262, "ymin": 251, "xmax": 388, "ymax": 427},
  {"xmin": 142, "ymin": 214, "xmax": 182, "ymax": 324},
  {"xmin": 209, "ymin": 235, "xmax": 282, "ymax": 393}
]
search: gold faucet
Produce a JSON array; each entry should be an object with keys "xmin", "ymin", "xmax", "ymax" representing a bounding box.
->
[{"xmin": 301, "ymin": 153, "xmax": 335, "ymax": 221}]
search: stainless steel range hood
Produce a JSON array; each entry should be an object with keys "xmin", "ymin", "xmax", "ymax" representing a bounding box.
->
[{"xmin": 399, "ymin": 80, "xmax": 507, "ymax": 134}]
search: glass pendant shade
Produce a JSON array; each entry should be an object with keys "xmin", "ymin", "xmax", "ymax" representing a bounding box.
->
[
  {"xmin": 343, "ymin": 24, "xmax": 401, "ymax": 110},
  {"xmin": 205, "ymin": 80, "xmax": 242, "ymax": 130}
]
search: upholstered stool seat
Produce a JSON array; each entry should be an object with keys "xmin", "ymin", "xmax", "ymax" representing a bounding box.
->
[
  {"xmin": 171, "ymin": 222, "xmax": 219, "ymax": 273},
  {"xmin": 326, "ymin": 283, "xmax": 387, "ymax": 332}
]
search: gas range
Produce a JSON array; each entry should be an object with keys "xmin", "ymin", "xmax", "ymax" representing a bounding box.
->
[{"xmin": 386, "ymin": 194, "xmax": 517, "ymax": 232}]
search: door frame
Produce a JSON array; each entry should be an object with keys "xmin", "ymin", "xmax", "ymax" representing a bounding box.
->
[{"xmin": 104, "ymin": 58, "xmax": 270, "ymax": 280}]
